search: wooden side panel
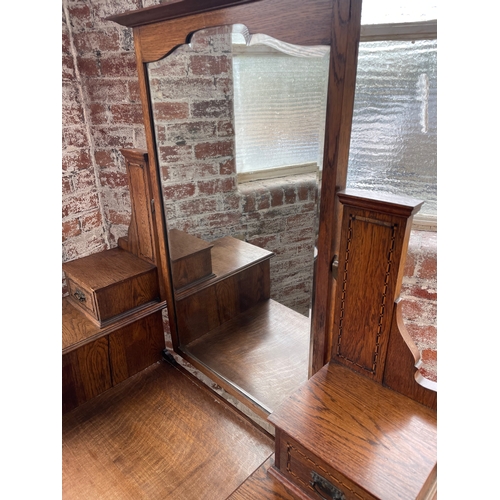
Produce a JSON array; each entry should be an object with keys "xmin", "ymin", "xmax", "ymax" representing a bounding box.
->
[
  {"xmin": 108, "ymin": 311, "xmax": 165, "ymax": 385},
  {"xmin": 175, "ymin": 260, "xmax": 270, "ymax": 345},
  {"xmin": 331, "ymin": 207, "xmax": 407, "ymax": 382},
  {"xmin": 383, "ymin": 300, "xmax": 437, "ymax": 409},
  {"xmin": 62, "ymin": 337, "xmax": 112, "ymax": 414},
  {"xmin": 329, "ymin": 191, "xmax": 426, "ymax": 386},
  {"xmin": 119, "ymin": 149, "xmax": 157, "ymax": 264}
]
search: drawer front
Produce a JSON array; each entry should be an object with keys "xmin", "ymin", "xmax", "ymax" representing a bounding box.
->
[
  {"xmin": 66, "ymin": 278, "xmax": 97, "ymax": 318},
  {"xmin": 277, "ymin": 434, "xmax": 376, "ymax": 500},
  {"xmin": 96, "ymin": 270, "xmax": 159, "ymax": 323}
]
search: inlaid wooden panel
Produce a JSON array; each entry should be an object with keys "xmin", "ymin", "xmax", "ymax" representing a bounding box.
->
[
  {"xmin": 333, "ymin": 210, "xmax": 402, "ymax": 380},
  {"xmin": 331, "ymin": 190, "xmax": 423, "ymax": 382}
]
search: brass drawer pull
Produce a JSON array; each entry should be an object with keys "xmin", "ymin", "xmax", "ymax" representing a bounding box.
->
[
  {"xmin": 73, "ymin": 289, "xmax": 86, "ymax": 303},
  {"xmin": 310, "ymin": 471, "xmax": 345, "ymax": 500}
]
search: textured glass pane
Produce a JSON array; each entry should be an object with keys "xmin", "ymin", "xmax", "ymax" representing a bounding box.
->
[
  {"xmin": 347, "ymin": 40, "xmax": 437, "ymax": 216},
  {"xmin": 233, "ymin": 52, "xmax": 329, "ymax": 173},
  {"xmin": 361, "ymin": 0, "xmax": 437, "ymax": 24}
]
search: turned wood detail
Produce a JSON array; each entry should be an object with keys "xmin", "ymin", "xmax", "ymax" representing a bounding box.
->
[{"xmin": 332, "ymin": 189, "xmax": 436, "ymax": 409}]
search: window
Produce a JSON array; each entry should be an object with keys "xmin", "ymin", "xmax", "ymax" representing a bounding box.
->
[
  {"xmin": 347, "ymin": 1, "xmax": 437, "ymax": 228},
  {"xmin": 231, "ymin": 26, "xmax": 329, "ymax": 182},
  {"xmin": 230, "ymin": 2, "xmax": 437, "ymax": 227}
]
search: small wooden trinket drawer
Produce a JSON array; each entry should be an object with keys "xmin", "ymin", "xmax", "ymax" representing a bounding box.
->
[{"xmin": 63, "ymin": 247, "xmax": 160, "ymax": 327}]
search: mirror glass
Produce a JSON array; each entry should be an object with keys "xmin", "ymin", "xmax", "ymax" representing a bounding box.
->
[{"xmin": 147, "ymin": 25, "xmax": 329, "ymax": 415}]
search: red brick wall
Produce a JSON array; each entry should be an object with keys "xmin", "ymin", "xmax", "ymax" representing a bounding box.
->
[
  {"xmin": 62, "ymin": 0, "xmax": 437, "ymax": 380},
  {"xmin": 402, "ymin": 230, "xmax": 437, "ymax": 381}
]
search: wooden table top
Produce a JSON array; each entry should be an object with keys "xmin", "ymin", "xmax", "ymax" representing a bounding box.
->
[{"xmin": 269, "ymin": 362, "xmax": 437, "ymax": 500}]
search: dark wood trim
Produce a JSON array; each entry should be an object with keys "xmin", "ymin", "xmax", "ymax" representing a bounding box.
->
[
  {"xmin": 360, "ymin": 20, "xmax": 437, "ymax": 42},
  {"xmin": 309, "ymin": 0, "xmax": 362, "ymax": 376},
  {"xmin": 107, "ymin": 0, "xmax": 262, "ymax": 28},
  {"xmin": 131, "ymin": 33, "xmax": 180, "ymax": 349},
  {"xmin": 129, "ymin": 0, "xmax": 335, "ymax": 63}
]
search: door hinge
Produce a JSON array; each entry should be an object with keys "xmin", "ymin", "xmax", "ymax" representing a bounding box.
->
[
  {"xmin": 331, "ymin": 255, "xmax": 339, "ymax": 280},
  {"xmin": 150, "ymin": 198, "xmax": 155, "ymax": 215}
]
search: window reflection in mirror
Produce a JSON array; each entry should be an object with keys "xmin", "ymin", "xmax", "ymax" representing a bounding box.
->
[{"xmin": 147, "ymin": 25, "xmax": 329, "ymax": 415}]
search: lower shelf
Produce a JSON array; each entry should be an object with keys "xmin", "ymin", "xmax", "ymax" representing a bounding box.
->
[{"xmin": 183, "ymin": 299, "xmax": 311, "ymax": 414}]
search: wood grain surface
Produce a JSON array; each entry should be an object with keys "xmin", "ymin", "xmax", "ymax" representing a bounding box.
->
[
  {"xmin": 168, "ymin": 229, "xmax": 215, "ymax": 290},
  {"xmin": 131, "ymin": 0, "xmax": 334, "ymax": 63},
  {"xmin": 185, "ymin": 299, "xmax": 310, "ymax": 413},
  {"xmin": 269, "ymin": 362, "xmax": 437, "ymax": 500},
  {"xmin": 62, "ymin": 298, "xmax": 166, "ymax": 355},
  {"xmin": 62, "ymin": 336, "xmax": 112, "ymax": 414},
  {"xmin": 108, "ymin": 310, "xmax": 165, "ymax": 385},
  {"xmin": 62, "ymin": 247, "xmax": 157, "ymax": 290},
  {"xmin": 63, "ymin": 360, "xmax": 274, "ymax": 500},
  {"xmin": 63, "ymin": 247, "xmax": 160, "ymax": 325},
  {"xmin": 119, "ymin": 148, "xmax": 157, "ymax": 265},
  {"xmin": 228, "ymin": 456, "xmax": 300, "ymax": 500},
  {"xmin": 309, "ymin": 0, "xmax": 363, "ymax": 376}
]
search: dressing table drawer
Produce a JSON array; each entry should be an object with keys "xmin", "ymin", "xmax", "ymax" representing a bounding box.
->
[
  {"xmin": 63, "ymin": 247, "xmax": 160, "ymax": 327},
  {"xmin": 275, "ymin": 433, "xmax": 375, "ymax": 500}
]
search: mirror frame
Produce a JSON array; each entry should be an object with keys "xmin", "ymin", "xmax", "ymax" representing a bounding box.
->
[{"xmin": 108, "ymin": 0, "xmax": 362, "ymax": 400}]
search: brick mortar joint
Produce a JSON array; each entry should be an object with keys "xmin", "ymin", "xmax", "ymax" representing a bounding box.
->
[{"xmin": 63, "ymin": 0, "xmax": 112, "ymax": 250}]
